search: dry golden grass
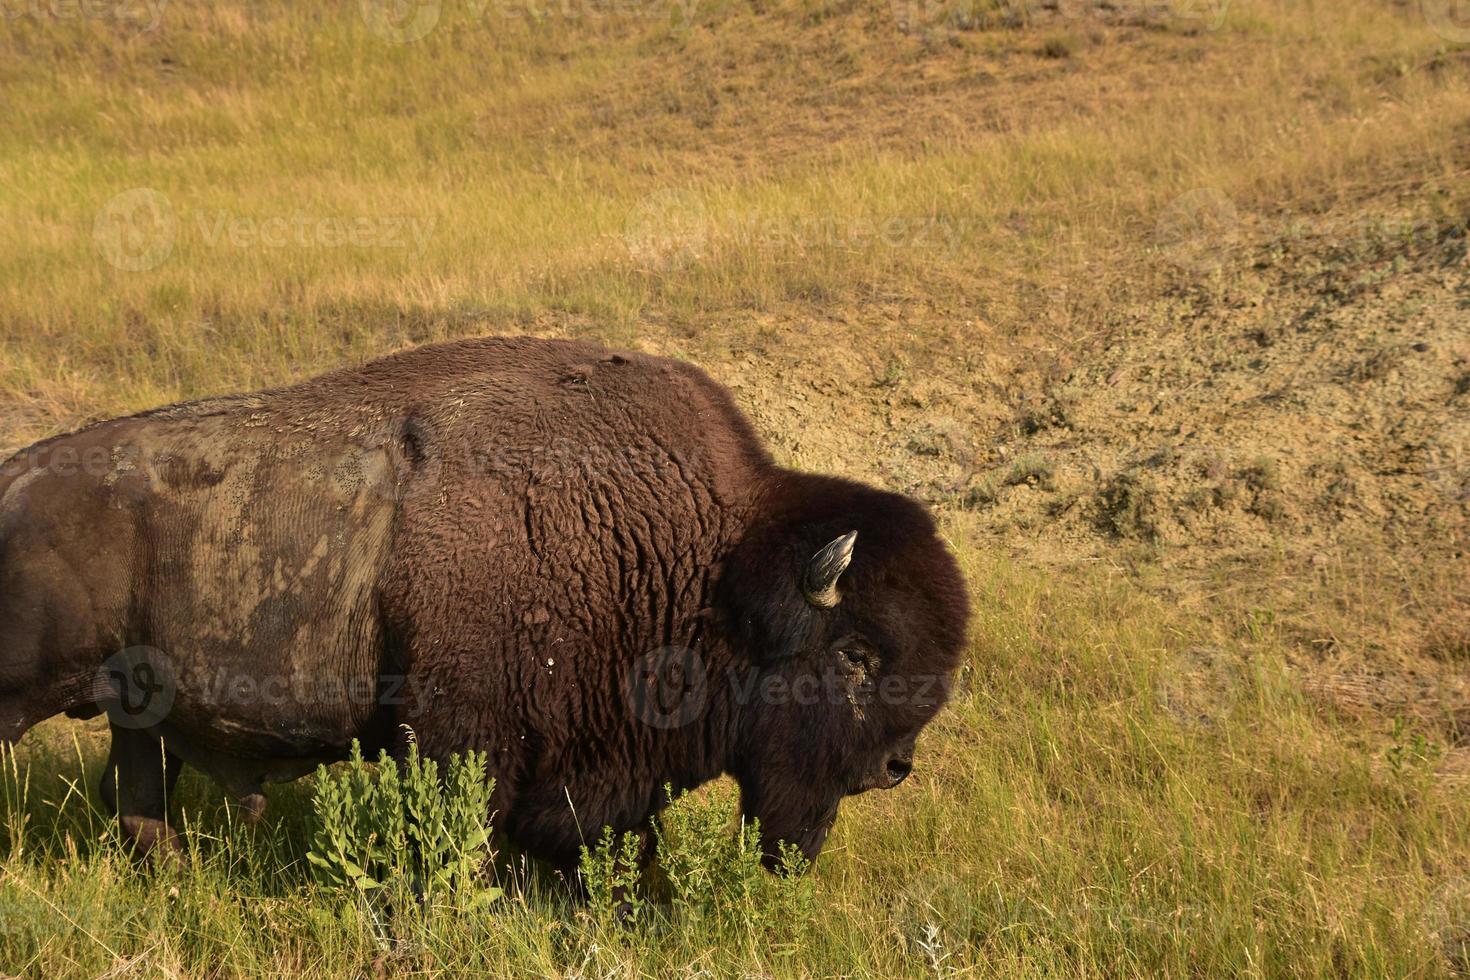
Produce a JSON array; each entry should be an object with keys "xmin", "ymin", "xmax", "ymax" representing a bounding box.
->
[{"xmin": 1, "ymin": 0, "xmax": 1466, "ymax": 428}]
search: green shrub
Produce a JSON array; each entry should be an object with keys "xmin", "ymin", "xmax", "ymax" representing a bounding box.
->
[
  {"xmin": 579, "ymin": 782, "xmax": 814, "ymax": 944},
  {"xmin": 579, "ymin": 826, "xmax": 650, "ymax": 925},
  {"xmin": 306, "ymin": 739, "xmax": 500, "ymax": 908}
]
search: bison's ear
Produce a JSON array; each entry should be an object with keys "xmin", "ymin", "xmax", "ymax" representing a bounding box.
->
[{"xmin": 803, "ymin": 531, "xmax": 857, "ymax": 608}]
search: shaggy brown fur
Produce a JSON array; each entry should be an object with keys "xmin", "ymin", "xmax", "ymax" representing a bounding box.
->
[{"xmin": 0, "ymin": 337, "xmax": 969, "ymax": 871}]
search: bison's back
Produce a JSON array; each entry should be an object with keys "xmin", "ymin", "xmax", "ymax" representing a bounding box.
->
[{"xmin": 3, "ymin": 338, "xmax": 770, "ymax": 813}]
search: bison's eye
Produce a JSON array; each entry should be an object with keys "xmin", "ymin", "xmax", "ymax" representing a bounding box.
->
[{"xmin": 840, "ymin": 649, "xmax": 866, "ymax": 669}]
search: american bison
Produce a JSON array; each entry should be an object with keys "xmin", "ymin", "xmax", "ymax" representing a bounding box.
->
[{"xmin": 0, "ymin": 337, "xmax": 969, "ymax": 874}]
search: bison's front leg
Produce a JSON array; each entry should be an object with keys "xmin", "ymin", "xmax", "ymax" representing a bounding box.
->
[{"xmin": 98, "ymin": 725, "xmax": 183, "ymax": 858}]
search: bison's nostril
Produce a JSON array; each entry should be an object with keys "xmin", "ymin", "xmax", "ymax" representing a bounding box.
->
[{"xmin": 885, "ymin": 758, "xmax": 912, "ymax": 785}]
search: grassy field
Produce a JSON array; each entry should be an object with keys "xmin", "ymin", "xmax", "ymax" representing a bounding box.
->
[{"xmin": 2, "ymin": 0, "xmax": 1469, "ymax": 975}]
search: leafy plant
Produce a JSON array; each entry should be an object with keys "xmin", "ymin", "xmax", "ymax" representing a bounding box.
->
[
  {"xmin": 306, "ymin": 738, "xmax": 500, "ymax": 908},
  {"xmin": 578, "ymin": 782, "xmax": 814, "ymax": 944},
  {"xmin": 1386, "ymin": 717, "xmax": 1443, "ymax": 782},
  {"xmin": 579, "ymin": 827, "xmax": 649, "ymax": 925}
]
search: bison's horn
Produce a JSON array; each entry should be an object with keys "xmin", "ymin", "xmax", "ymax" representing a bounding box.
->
[{"xmin": 803, "ymin": 530, "xmax": 858, "ymax": 608}]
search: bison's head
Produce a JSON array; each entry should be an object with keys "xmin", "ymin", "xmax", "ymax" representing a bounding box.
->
[{"xmin": 719, "ymin": 477, "xmax": 970, "ymax": 870}]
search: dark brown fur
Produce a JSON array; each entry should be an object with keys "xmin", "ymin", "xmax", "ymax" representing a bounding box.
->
[{"xmin": 0, "ymin": 337, "xmax": 969, "ymax": 870}]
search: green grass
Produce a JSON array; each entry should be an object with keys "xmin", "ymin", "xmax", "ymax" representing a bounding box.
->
[{"xmin": 3, "ymin": 551, "xmax": 1467, "ymax": 976}]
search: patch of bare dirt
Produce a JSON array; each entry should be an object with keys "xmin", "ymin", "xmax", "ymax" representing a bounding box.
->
[{"xmin": 638, "ymin": 212, "xmax": 1468, "ymax": 577}]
